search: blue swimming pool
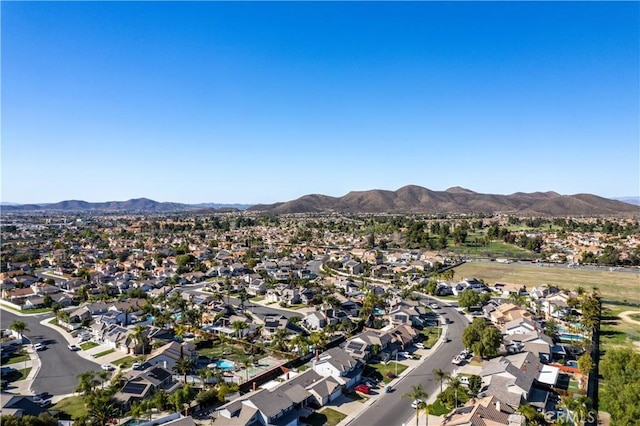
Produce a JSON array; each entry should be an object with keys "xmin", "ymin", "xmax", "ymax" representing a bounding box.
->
[
  {"xmin": 212, "ymin": 359, "xmax": 235, "ymax": 370},
  {"xmin": 559, "ymin": 333, "xmax": 584, "ymax": 342}
]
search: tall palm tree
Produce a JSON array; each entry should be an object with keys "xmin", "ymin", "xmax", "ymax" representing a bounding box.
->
[
  {"xmin": 75, "ymin": 371, "xmax": 98, "ymax": 398},
  {"xmin": 132, "ymin": 324, "xmax": 148, "ymax": 357},
  {"xmin": 432, "ymin": 369, "xmax": 451, "ymax": 394},
  {"xmin": 402, "ymin": 384, "xmax": 429, "ymax": 426},
  {"xmin": 173, "ymin": 357, "xmax": 195, "ymax": 384},
  {"xmin": 448, "ymin": 377, "xmax": 464, "ymax": 408},
  {"xmin": 96, "ymin": 370, "xmax": 110, "ymax": 390},
  {"xmin": 231, "ymin": 321, "xmax": 248, "ymax": 339},
  {"xmin": 8, "ymin": 320, "xmax": 28, "ymax": 341}
]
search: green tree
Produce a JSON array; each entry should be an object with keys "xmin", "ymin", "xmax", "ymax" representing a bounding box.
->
[
  {"xmin": 458, "ymin": 290, "xmax": 480, "ymax": 311},
  {"xmin": 545, "ymin": 318, "xmax": 559, "ymax": 342},
  {"xmin": 173, "ymin": 357, "xmax": 195, "ymax": 384},
  {"xmin": 231, "ymin": 320, "xmax": 248, "ymax": 339},
  {"xmin": 577, "ymin": 353, "xmax": 594, "ymax": 377},
  {"xmin": 467, "ymin": 375, "xmax": 482, "ymax": 396},
  {"xmin": 75, "ymin": 371, "xmax": 98, "ymax": 398},
  {"xmin": 599, "ymin": 347, "xmax": 640, "ymax": 424},
  {"xmin": 402, "ymin": 384, "xmax": 429, "ymax": 426}
]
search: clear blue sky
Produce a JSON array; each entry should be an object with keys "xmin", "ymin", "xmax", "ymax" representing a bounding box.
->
[{"xmin": 2, "ymin": 1, "xmax": 638, "ymax": 204}]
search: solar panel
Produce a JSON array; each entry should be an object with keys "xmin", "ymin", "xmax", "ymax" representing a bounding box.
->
[
  {"xmin": 347, "ymin": 342, "xmax": 361, "ymax": 351},
  {"xmin": 122, "ymin": 382, "xmax": 147, "ymax": 395}
]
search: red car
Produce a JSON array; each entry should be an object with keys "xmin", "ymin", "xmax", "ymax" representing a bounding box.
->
[{"xmin": 354, "ymin": 384, "xmax": 370, "ymax": 394}]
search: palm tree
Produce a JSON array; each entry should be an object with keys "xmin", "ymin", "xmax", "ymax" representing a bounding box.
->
[
  {"xmin": 132, "ymin": 324, "xmax": 148, "ymax": 357},
  {"xmin": 8, "ymin": 320, "xmax": 28, "ymax": 341},
  {"xmin": 153, "ymin": 389, "xmax": 170, "ymax": 411},
  {"xmin": 173, "ymin": 357, "xmax": 195, "ymax": 384},
  {"xmin": 448, "ymin": 377, "xmax": 464, "ymax": 408},
  {"xmin": 231, "ymin": 321, "xmax": 248, "ymax": 339},
  {"xmin": 97, "ymin": 370, "xmax": 110, "ymax": 390},
  {"xmin": 87, "ymin": 393, "xmax": 120, "ymax": 425},
  {"xmin": 402, "ymin": 384, "xmax": 429, "ymax": 426},
  {"xmin": 75, "ymin": 371, "xmax": 98, "ymax": 398},
  {"xmin": 432, "ymin": 369, "xmax": 451, "ymax": 394},
  {"xmin": 422, "ymin": 402, "xmax": 431, "ymax": 426}
]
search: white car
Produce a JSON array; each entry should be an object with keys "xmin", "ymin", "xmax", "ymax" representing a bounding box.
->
[
  {"xmin": 451, "ymin": 356, "xmax": 463, "ymax": 365},
  {"xmin": 430, "ymin": 303, "xmax": 439, "ymax": 309},
  {"xmin": 33, "ymin": 343, "xmax": 45, "ymax": 351},
  {"xmin": 67, "ymin": 344, "xmax": 81, "ymax": 351},
  {"xmin": 411, "ymin": 399, "xmax": 424, "ymax": 409},
  {"xmin": 458, "ymin": 376, "xmax": 470, "ymax": 385},
  {"xmin": 101, "ymin": 364, "xmax": 115, "ymax": 371},
  {"xmin": 414, "ymin": 342, "xmax": 425, "ymax": 349},
  {"xmin": 398, "ymin": 351, "xmax": 411, "ymax": 358}
]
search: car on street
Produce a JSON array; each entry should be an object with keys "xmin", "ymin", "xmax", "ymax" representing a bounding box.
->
[
  {"xmin": 451, "ymin": 356, "xmax": 463, "ymax": 365},
  {"xmin": 33, "ymin": 343, "xmax": 46, "ymax": 351},
  {"xmin": 430, "ymin": 303, "xmax": 439, "ymax": 309},
  {"xmin": 67, "ymin": 344, "xmax": 81, "ymax": 351},
  {"xmin": 411, "ymin": 399, "xmax": 424, "ymax": 409},
  {"xmin": 354, "ymin": 384, "xmax": 371, "ymax": 394},
  {"xmin": 101, "ymin": 363, "xmax": 116, "ymax": 371}
]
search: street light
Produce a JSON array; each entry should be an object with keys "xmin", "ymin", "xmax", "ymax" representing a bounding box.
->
[{"xmin": 395, "ymin": 351, "xmax": 398, "ymax": 377}]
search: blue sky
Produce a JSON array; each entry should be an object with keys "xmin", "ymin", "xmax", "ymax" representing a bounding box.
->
[{"xmin": 2, "ymin": 1, "xmax": 638, "ymax": 204}]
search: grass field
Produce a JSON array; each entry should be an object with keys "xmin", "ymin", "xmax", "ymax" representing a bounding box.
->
[
  {"xmin": 448, "ymin": 240, "xmax": 537, "ymax": 260},
  {"xmin": 5, "ymin": 349, "xmax": 29, "ymax": 364},
  {"xmin": 80, "ymin": 341, "xmax": 99, "ymax": 351},
  {"xmin": 367, "ymin": 362, "xmax": 409, "ymax": 383},
  {"xmin": 422, "ymin": 326, "xmax": 441, "ymax": 349},
  {"xmin": 600, "ymin": 303, "xmax": 640, "ymax": 353},
  {"xmin": 52, "ymin": 395, "xmax": 87, "ymax": 419},
  {"xmin": 93, "ymin": 349, "xmax": 115, "ymax": 358},
  {"xmin": 453, "ymin": 262, "xmax": 640, "ymax": 304}
]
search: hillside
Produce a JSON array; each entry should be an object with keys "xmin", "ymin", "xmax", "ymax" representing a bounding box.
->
[{"xmin": 248, "ymin": 185, "xmax": 639, "ymax": 216}]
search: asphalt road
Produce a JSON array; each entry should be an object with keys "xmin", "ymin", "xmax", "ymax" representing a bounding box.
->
[
  {"xmin": 351, "ymin": 304, "xmax": 468, "ymax": 426},
  {"xmin": 1, "ymin": 309, "xmax": 101, "ymax": 396},
  {"xmin": 226, "ymin": 296, "xmax": 303, "ymax": 319}
]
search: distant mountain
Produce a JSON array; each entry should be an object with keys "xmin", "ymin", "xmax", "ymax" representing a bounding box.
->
[
  {"xmin": 1, "ymin": 198, "xmax": 247, "ymax": 213},
  {"xmin": 613, "ymin": 196, "xmax": 640, "ymax": 206},
  {"xmin": 248, "ymin": 185, "xmax": 640, "ymax": 216}
]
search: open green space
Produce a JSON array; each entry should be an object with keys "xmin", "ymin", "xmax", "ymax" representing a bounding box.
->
[
  {"xmin": 93, "ymin": 349, "xmax": 115, "ymax": 358},
  {"xmin": 250, "ymin": 296, "xmax": 264, "ymax": 302},
  {"xmin": 600, "ymin": 303, "xmax": 640, "ymax": 354},
  {"xmin": 366, "ymin": 362, "xmax": 408, "ymax": 383},
  {"xmin": 448, "ymin": 240, "xmax": 536, "ymax": 260},
  {"xmin": 303, "ymin": 408, "xmax": 347, "ymax": 426},
  {"xmin": 16, "ymin": 367, "xmax": 31, "ymax": 381},
  {"xmin": 0, "ymin": 304, "xmax": 52, "ymax": 314},
  {"xmin": 80, "ymin": 342, "xmax": 99, "ymax": 350},
  {"xmin": 52, "ymin": 395, "xmax": 87, "ymax": 419},
  {"xmin": 453, "ymin": 262, "xmax": 640, "ymax": 304},
  {"xmin": 629, "ymin": 313, "xmax": 640, "ymax": 322}
]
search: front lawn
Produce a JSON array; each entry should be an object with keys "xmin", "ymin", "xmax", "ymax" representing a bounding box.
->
[
  {"xmin": 366, "ymin": 362, "xmax": 408, "ymax": 383},
  {"xmin": 80, "ymin": 342, "xmax": 99, "ymax": 351},
  {"xmin": 53, "ymin": 395, "xmax": 87, "ymax": 419},
  {"xmin": 428, "ymin": 399, "xmax": 450, "ymax": 416},
  {"xmin": 93, "ymin": 349, "xmax": 115, "ymax": 358},
  {"xmin": 5, "ymin": 349, "xmax": 29, "ymax": 364},
  {"xmin": 303, "ymin": 408, "xmax": 347, "ymax": 426},
  {"xmin": 16, "ymin": 367, "xmax": 31, "ymax": 381},
  {"xmin": 343, "ymin": 391, "xmax": 368, "ymax": 402},
  {"xmin": 113, "ymin": 356, "xmax": 143, "ymax": 368},
  {"xmin": 421, "ymin": 326, "xmax": 441, "ymax": 349}
]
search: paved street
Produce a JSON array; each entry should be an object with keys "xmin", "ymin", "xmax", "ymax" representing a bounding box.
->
[
  {"xmin": 1, "ymin": 309, "xmax": 102, "ymax": 396},
  {"xmin": 348, "ymin": 304, "xmax": 468, "ymax": 426}
]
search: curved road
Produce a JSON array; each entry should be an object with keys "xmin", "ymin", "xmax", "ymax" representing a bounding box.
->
[
  {"xmin": 351, "ymin": 304, "xmax": 468, "ymax": 426},
  {"xmin": 1, "ymin": 309, "xmax": 101, "ymax": 395}
]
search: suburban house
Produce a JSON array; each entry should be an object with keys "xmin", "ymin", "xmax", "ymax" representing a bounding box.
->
[
  {"xmin": 113, "ymin": 365, "xmax": 177, "ymax": 410},
  {"xmin": 440, "ymin": 395, "xmax": 525, "ymax": 426},
  {"xmin": 146, "ymin": 341, "xmax": 198, "ymax": 372},
  {"xmin": 215, "ymin": 369, "xmax": 342, "ymax": 426},
  {"xmin": 313, "ymin": 347, "xmax": 363, "ymax": 389}
]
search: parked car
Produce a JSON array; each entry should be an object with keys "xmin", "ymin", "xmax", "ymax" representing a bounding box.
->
[
  {"xmin": 398, "ymin": 351, "xmax": 411, "ymax": 359},
  {"xmin": 354, "ymin": 384, "xmax": 370, "ymax": 394},
  {"xmin": 33, "ymin": 343, "xmax": 46, "ymax": 351},
  {"xmin": 411, "ymin": 399, "xmax": 424, "ymax": 409},
  {"xmin": 414, "ymin": 342, "xmax": 425, "ymax": 349},
  {"xmin": 131, "ymin": 362, "xmax": 142, "ymax": 370},
  {"xmin": 451, "ymin": 356, "xmax": 463, "ymax": 365},
  {"xmin": 458, "ymin": 376, "xmax": 469, "ymax": 385},
  {"xmin": 67, "ymin": 344, "xmax": 81, "ymax": 351},
  {"xmin": 430, "ymin": 303, "xmax": 439, "ymax": 309},
  {"xmin": 101, "ymin": 364, "xmax": 115, "ymax": 371}
]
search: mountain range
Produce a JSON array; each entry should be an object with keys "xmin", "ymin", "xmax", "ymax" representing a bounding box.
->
[
  {"xmin": 247, "ymin": 185, "xmax": 639, "ymax": 216},
  {"xmin": 1, "ymin": 186, "xmax": 637, "ymax": 216}
]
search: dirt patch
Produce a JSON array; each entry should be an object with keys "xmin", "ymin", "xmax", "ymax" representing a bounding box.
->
[{"xmin": 618, "ymin": 311, "xmax": 640, "ymax": 327}]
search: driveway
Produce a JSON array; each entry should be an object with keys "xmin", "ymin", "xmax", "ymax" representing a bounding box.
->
[
  {"xmin": 1, "ymin": 309, "xmax": 102, "ymax": 396},
  {"xmin": 347, "ymin": 304, "xmax": 468, "ymax": 426}
]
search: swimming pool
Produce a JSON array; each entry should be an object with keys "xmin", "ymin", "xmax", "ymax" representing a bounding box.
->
[
  {"xmin": 566, "ymin": 360, "xmax": 578, "ymax": 368},
  {"xmin": 211, "ymin": 359, "xmax": 235, "ymax": 370},
  {"xmin": 559, "ymin": 333, "xmax": 584, "ymax": 341}
]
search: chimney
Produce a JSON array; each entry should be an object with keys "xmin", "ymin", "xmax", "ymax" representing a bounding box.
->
[
  {"xmin": 163, "ymin": 360, "xmax": 167, "ymax": 369},
  {"xmin": 286, "ymin": 372, "xmax": 290, "ymax": 380},
  {"xmin": 253, "ymin": 381, "xmax": 257, "ymax": 391},
  {"xmin": 496, "ymin": 401, "xmax": 501, "ymax": 412}
]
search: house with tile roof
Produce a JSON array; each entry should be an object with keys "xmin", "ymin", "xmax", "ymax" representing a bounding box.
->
[{"xmin": 440, "ymin": 395, "xmax": 525, "ymax": 426}]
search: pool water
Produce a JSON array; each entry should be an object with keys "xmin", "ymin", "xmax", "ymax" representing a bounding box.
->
[
  {"xmin": 213, "ymin": 359, "xmax": 235, "ymax": 370},
  {"xmin": 559, "ymin": 333, "xmax": 584, "ymax": 341},
  {"xmin": 566, "ymin": 360, "xmax": 578, "ymax": 368}
]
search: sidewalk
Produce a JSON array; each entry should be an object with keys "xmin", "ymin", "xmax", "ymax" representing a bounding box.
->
[
  {"xmin": 336, "ymin": 324, "xmax": 449, "ymax": 426},
  {"xmin": 2, "ymin": 345, "xmax": 41, "ymax": 396}
]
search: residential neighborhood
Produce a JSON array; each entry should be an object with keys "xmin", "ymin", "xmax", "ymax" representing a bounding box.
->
[{"xmin": 1, "ymin": 212, "xmax": 637, "ymax": 426}]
